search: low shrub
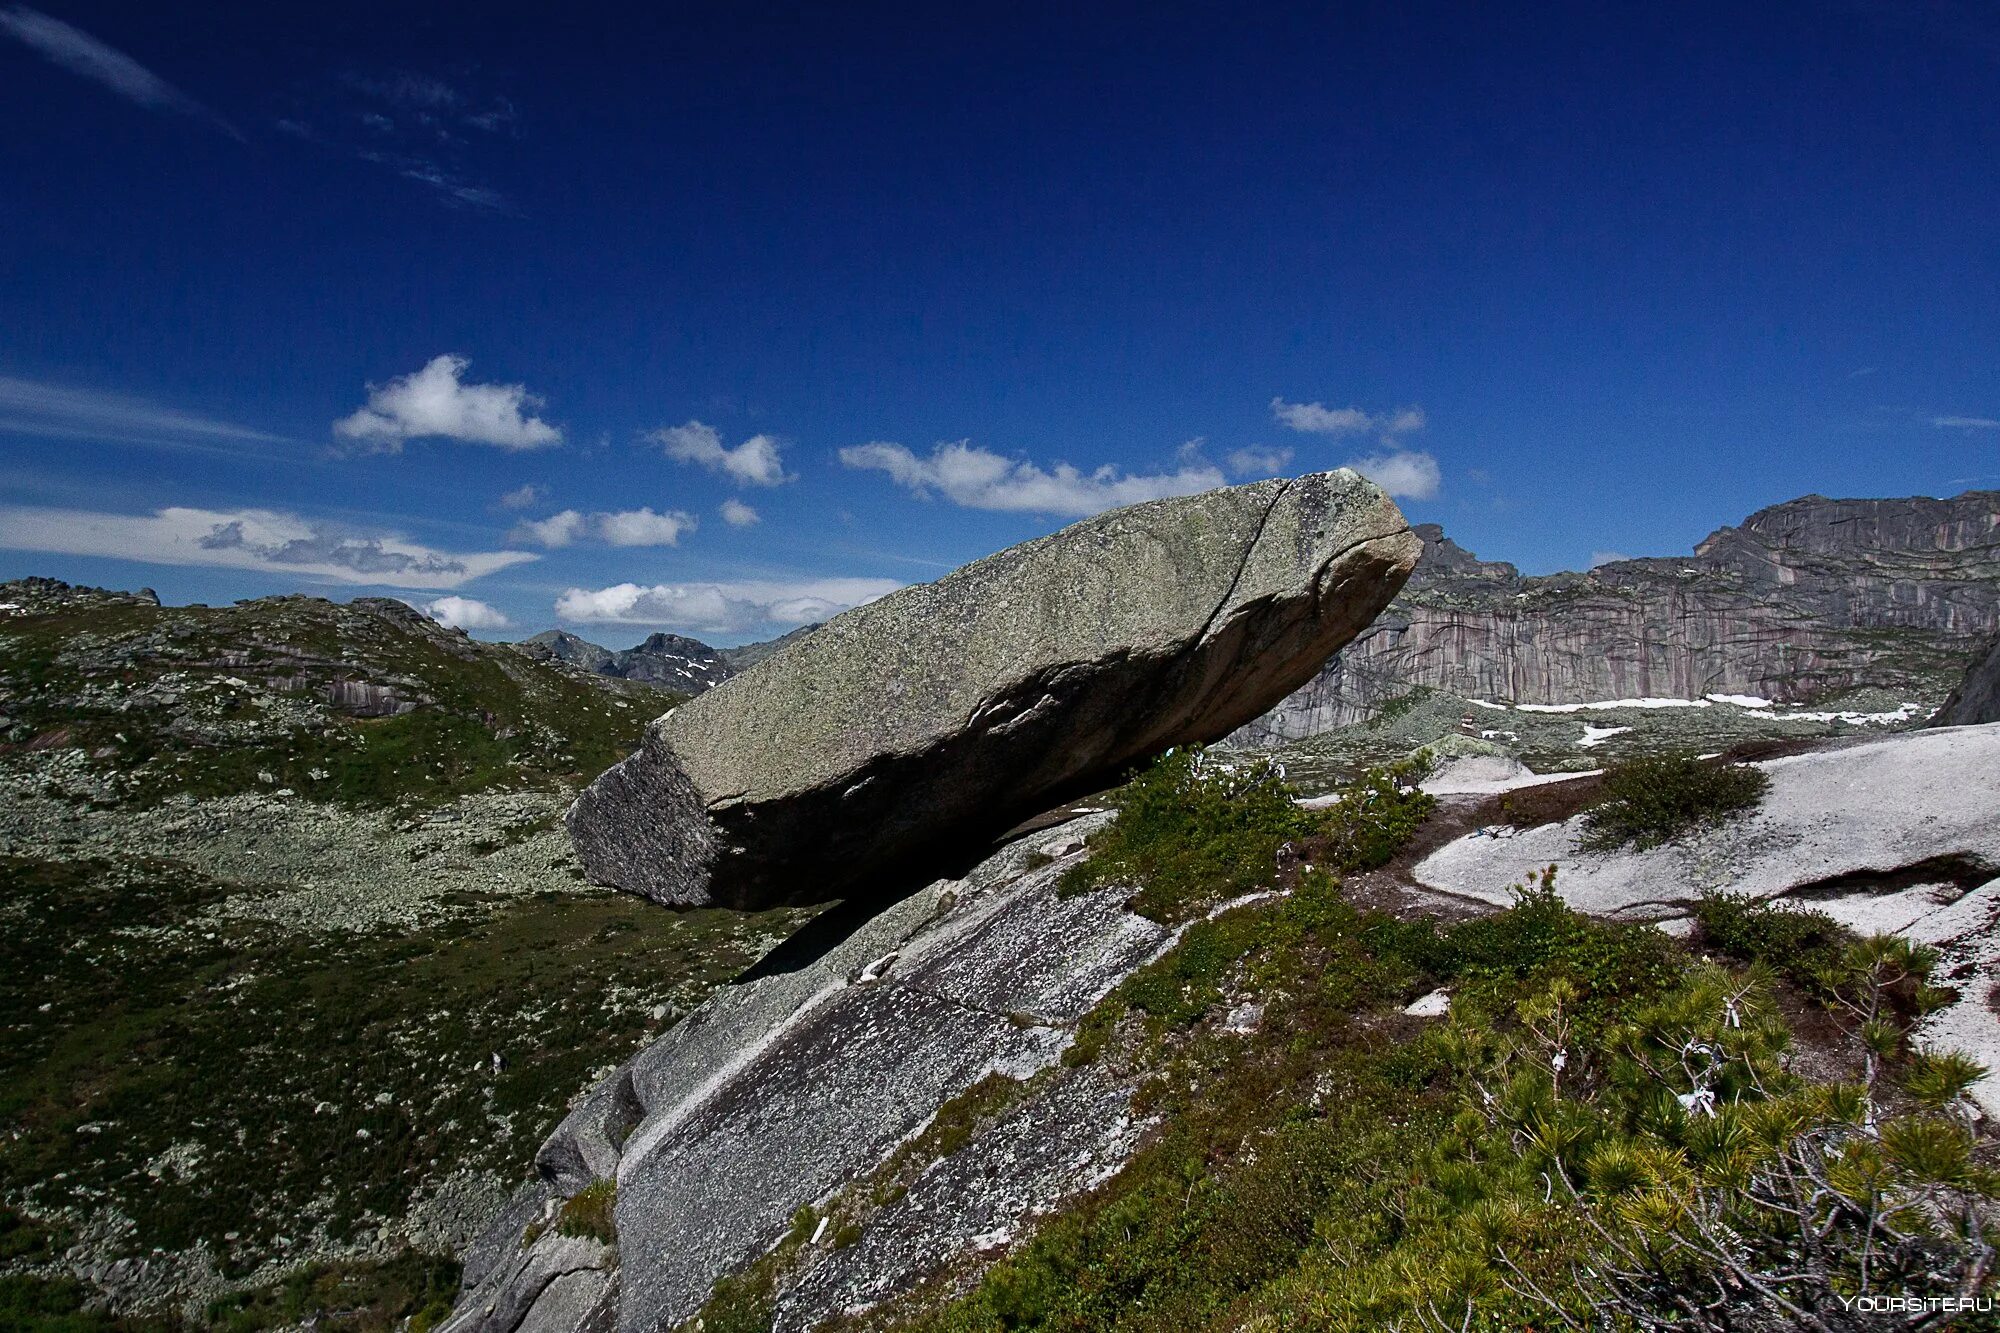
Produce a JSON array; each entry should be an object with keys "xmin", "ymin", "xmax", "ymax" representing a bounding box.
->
[
  {"xmin": 554, "ymin": 1179, "xmax": 617, "ymax": 1243},
  {"xmin": 1578, "ymin": 753, "xmax": 1769, "ymax": 851}
]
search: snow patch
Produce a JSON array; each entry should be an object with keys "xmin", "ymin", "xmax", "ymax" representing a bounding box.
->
[{"xmin": 1577, "ymin": 724, "xmax": 1632, "ymax": 748}]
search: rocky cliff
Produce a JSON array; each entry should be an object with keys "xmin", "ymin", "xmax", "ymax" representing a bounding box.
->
[
  {"xmin": 512, "ymin": 626, "xmax": 818, "ymax": 696},
  {"xmin": 1233, "ymin": 490, "xmax": 2000, "ymax": 744}
]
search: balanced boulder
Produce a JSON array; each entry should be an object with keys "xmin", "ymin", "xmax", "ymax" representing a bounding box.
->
[{"xmin": 567, "ymin": 469, "xmax": 1420, "ymax": 909}]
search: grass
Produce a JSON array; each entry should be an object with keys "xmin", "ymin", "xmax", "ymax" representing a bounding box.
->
[
  {"xmin": 1059, "ymin": 747, "xmax": 1433, "ymax": 922},
  {"xmin": 0, "ymin": 594, "xmax": 680, "ymax": 810},
  {"xmin": 1578, "ymin": 752, "xmax": 1771, "ymax": 851},
  {"xmin": 0, "ymin": 853, "xmax": 814, "ymax": 1281},
  {"xmin": 204, "ymin": 1252, "xmax": 459, "ymax": 1333},
  {"xmin": 783, "ymin": 752, "xmax": 1997, "ymax": 1333},
  {"xmin": 555, "ymin": 1180, "xmax": 618, "ymax": 1243}
]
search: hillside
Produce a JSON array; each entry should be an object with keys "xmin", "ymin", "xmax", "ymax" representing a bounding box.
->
[
  {"xmin": 1236, "ymin": 490, "xmax": 2000, "ymax": 745},
  {"xmin": 0, "ymin": 582, "xmax": 818, "ymax": 1327}
]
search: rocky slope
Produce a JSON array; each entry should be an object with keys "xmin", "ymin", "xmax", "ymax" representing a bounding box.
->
[
  {"xmin": 0, "ymin": 582, "xmax": 814, "ymax": 1327},
  {"xmin": 1413, "ymin": 723, "xmax": 2000, "ymax": 1114},
  {"xmin": 1235, "ymin": 490, "xmax": 2000, "ymax": 744}
]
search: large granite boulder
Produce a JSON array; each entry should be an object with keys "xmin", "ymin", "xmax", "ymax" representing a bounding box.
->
[
  {"xmin": 568, "ymin": 470, "xmax": 1418, "ymax": 909},
  {"xmin": 1933, "ymin": 630, "xmax": 2000, "ymax": 727}
]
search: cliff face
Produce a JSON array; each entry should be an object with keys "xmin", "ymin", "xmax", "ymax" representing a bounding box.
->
[{"xmin": 1235, "ymin": 492, "xmax": 2000, "ymax": 744}]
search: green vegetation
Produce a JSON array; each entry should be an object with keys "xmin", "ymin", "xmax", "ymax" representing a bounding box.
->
[
  {"xmin": 556, "ymin": 1180, "xmax": 618, "ymax": 1243},
  {"xmin": 1578, "ymin": 752, "xmax": 1771, "ymax": 851},
  {"xmin": 819, "ymin": 753, "xmax": 1999, "ymax": 1333},
  {"xmin": 205, "ymin": 1252, "xmax": 459, "ymax": 1333},
  {"xmin": 1060, "ymin": 747, "xmax": 1434, "ymax": 922},
  {"xmin": 0, "ymin": 594, "xmax": 676, "ymax": 809},
  {"xmin": 0, "ymin": 854, "xmax": 813, "ymax": 1281}
]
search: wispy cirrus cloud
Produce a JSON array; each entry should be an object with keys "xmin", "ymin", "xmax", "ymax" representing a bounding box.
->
[
  {"xmin": 555, "ymin": 577, "xmax": 901, "ymax": 637},
  {"xmin": 0, "ymin": 374, "xmax": 289, "ymax": 456},
  {"xmin": 840, "ymin": 440, "xmax": 1224, "ymax": 516},
  {"xmin": 0, "ymin": 504, "xmax": 534, "ymax": 589},
  {"xmin": 648, "ymin": 420, "xmax": 794, "ymax": 487},
  {"xmin": 0, "ymin": 6, "xmax": 241, "ymax": 137},
  {"xmin": 510, "ymin": 507, "xmax": 695, "ymax": 548},
  {"xmin": 1933, "ymin": 415, "xmax": 1999, "ymax": 430},
  {"xmin": 278, "ymin": 68, "xmax": 518, "ymax": 212},
  {"xmin": 335, "ymin": 355, "xmax": 560, "ymax": 452}
]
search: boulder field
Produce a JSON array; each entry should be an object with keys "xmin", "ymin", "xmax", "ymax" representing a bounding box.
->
[{"xmin": 567, "ymin": 469, "xmax": 1419, "ymax": 910}]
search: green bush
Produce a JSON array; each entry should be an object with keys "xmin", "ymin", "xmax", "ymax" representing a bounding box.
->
[
  {"xmin": 1690, "ymin": 890, "xmax": 1846, "ymax": 990},
  {"xmin": 1579, "ymin": 753, "xmax": 1770, "ymax": 851},
  {"xmin": 1062, "ymin": 749, "xmax": 1433, "ymax": 922},
  {"xmin": 554, "ymin": 1179, "xmax": 617, "ymax": 1243}
]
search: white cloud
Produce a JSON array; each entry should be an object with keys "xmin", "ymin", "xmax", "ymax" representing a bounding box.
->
[
  {"xmin": 0, "ymin": 374, "xmax": 287, "ymax": 455},
  {"xmin": 1933, "ymin": 415, "xmax": 2000, "ymax": 430},
  {"xmin": 1589, "ymin": 550, "xmax": 1631, "ymax": 569},
  {"xmin": 840, "ymin": 440, "xmax": 1226, "ymax": 517},
  {"xmin": 0, "ymin": 6, "xmax": 240, "ymax": 137},
  {"xmin": 647, "ymin": 420, "xmax": 792, "ymax": 487},
  {"xmin": 596, "ymin": 507, "xmax": 695, "ymax": 547},
  {"xmin": 719, "ymin": 498, "xmax": 761, "ymax": 527},
  {"xmin": 497, "ymin": 483, "xmax": 546, "ymax": 510},
  {"xmin": 510, "ymin": 507, "xmax": 694, "ymax": 549},
  {"xmin": 555, "ymin": 577, "xmax": 901, "ymax": 637},
  {"xmin": 1343, "ymin": 450, "xmax": 1442, "ymax": 501},
  {"xmin": 511, "ymin": 509, "xmax": 586, "ymax": 548},
  {"xmin": 334, "ymin": 355, "xmax": 561, "ymax": 451},
  {"xmin": 1225, "ymin": 445, "xmax": 1293, "ymax": 477},
  {"xmin": 0, "ymin": 504, "xmax": 535, "ymax": 588},
  {"xmin": 424, "ymin": 595, "xmax": 510, "ymax": 630},
  {"xmin": 1271, "ymin": 397, "xmax": 1427, "ymax": 438}
]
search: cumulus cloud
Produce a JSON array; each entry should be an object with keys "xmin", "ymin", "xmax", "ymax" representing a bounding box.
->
[
  {"xmin": 497, "ymin": 483, "xmax": 546, "ymax": 510},
  {"xmin": 0, "ymin": 504, "xmax": 534, "ymax": 588},
  {"xmin": 424, "ymin": 595, "xmax": 510, "ymax": 630},
  {"xmin": 1343, "ymin": 450, "xmax": 1442, "ymax": 501},
  {"xmin": 647, "ymin": 420, "xmax": 793, "ymax": 487},
  {"xmin": 334, "ymin": 355, "xmax": 561, "ymax": 451},
  {"xmin": 719, "ymin": 498, "xmax": 761, "ymax": 527},
  {"xmin": 596, "ymin": 507, "xmax": 695, "ymax": 547},
  {"xmin": 840, "ymin": 440, "xmax": 1225, "ymax": 517},
  {"xmin": 555, "ymin": 577, "xmax": 901, "ymax": 637},
  {"xmin": 510, "ymin": 507, "xmax": 694, "ymax": 549},
  {"xmin": 1589, "ymin": 550, "xmax": 1631, "ymax": 569},
  {"xmin": 1271, "ymin": 398, "xmax": 1427, "ymax": 438},
  {"xmin": 0, "ymin": 6, "xmax": 240, "ymax": 137},
  {"xmin": 1933, "ymin": 415, "xmax": 2000, "ymax": 430},
  {"xmin": 1225, "ymin": 445, "xmax": 1293, "ymax": 477}
]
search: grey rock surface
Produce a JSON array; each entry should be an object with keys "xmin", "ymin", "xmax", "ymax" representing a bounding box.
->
[
  {"xmin": 440, "ymin": 816, "xmax": 1181, "ymax": 1333},
  {"xmin": 1933, "ymin": 629, "xmax": 2000, "ymax": 727},
  {"xmin": 570, "ymin": 469, "xmax": 1418, "ymax": 909},
  {"xmin": 1236, "ymin": 491, "xmax": 2000, "ymax": 744}
]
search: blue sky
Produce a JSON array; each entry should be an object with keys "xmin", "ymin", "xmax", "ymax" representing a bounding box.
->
[{"xmin": 2, "ymin": 1, "xmax": 1996, "ymax": 644}]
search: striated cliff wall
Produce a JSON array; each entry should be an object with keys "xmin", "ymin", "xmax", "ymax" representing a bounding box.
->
[{"xmin": 1235, "ymin": 491, "xmax": 2000, "ymax": 745}]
